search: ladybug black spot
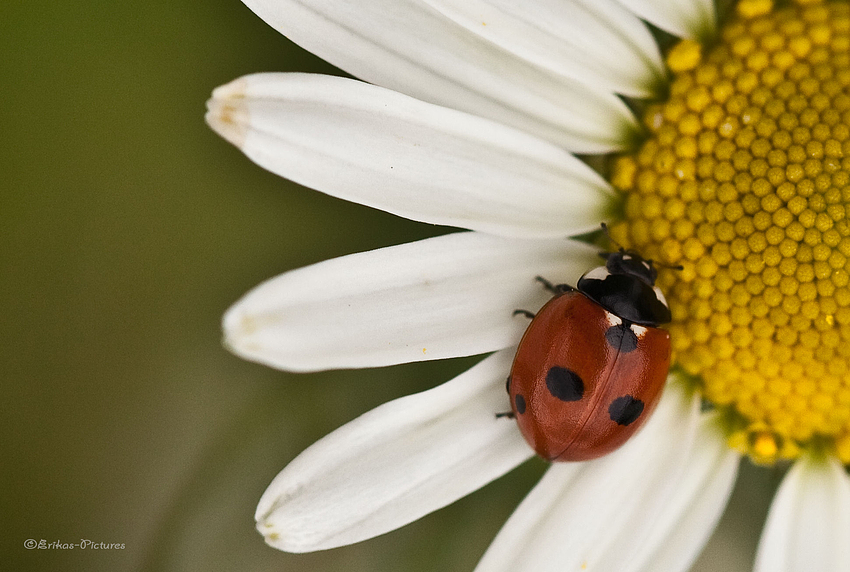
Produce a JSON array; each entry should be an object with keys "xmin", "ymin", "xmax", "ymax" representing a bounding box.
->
[
  {"xmin": 515, "ymin": 394, "xmax": 526, "ymax": 415},
  {"xmin": 546, "ymin": 367, "xmax": 584, "ymax": 402},
  {"xmin": 605, "ymin": 324, "xmax": 638, "ymax": 352},
  {"xmin": 609, "ymin": 395, "xmax": 645, "ymax": 426}
]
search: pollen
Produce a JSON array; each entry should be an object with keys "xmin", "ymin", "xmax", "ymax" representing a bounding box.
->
[{"xmin": 611, "ymin": 0, "xmax": 850, "ymax": 465}]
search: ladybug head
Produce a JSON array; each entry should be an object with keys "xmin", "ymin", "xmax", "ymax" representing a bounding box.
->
[
  {"xmin": 599, "ymin": 250, "xmax": 658, "ymax": 287},
  {"xmin": 577, "ymin": 249, "xmax": 672, "ymax": 326}
]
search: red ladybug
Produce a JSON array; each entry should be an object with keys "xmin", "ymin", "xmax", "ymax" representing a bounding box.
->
[{"xmin": 507, "ymin": 248, "xmax": 672, "ymax": 462}]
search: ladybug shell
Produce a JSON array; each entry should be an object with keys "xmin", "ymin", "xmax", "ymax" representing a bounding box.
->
[{"xmin": 508, "ymin": 290, "xmax": 670, "ymax": 462}]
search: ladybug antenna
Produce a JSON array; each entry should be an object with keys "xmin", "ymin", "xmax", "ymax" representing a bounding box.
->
[
  {"xmin": 650, "ymin": 260, "xmax": 684, "ymax": 271},
  {"xmin": 598, "ymin": 222, "xmax": 629, "ymax": 261},
  {"xmin": 599, "ymin": 222, "xmax": 684, "ymax": 272},
  {"xmin": 599, "ymin": 222, "xmax": 624, "ymax": 251}
]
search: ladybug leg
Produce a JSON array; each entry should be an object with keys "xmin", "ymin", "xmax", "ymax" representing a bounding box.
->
[
  {"xmin": 497, "ymin": 377, "xmax": 516, "ymax": 418},
  {"xmin": 514, "ymin": 274, "xmax": 575, "ymax": 319},
  {"xmin": 535, "ymin": 275, "xmax": 574, "ymax": 295},
  {"xmin": 512, "ymin": 309, "xmax": 535, "ymax": 319}
]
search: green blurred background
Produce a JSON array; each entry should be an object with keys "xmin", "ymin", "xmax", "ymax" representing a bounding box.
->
[{"xmin": 3, "ymin": 1, "xmax": 779, "ymax": 571}]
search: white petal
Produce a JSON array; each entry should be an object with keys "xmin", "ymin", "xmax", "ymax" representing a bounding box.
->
[
  {"xmin": 421, "ymin": 0, "xmax": 666, "ymax": 97},
  {"xmin": 224, "ymin": 232, "xmax": 599, "ymax": 372},
  {"xmin": 754, "ymin": 453, "xmax": 850, "ymax": 572},
  {"xmin": 240, "ymin": 0, "xmax": 638, "ymax": 152},
  {"xmin": 621, "ymin": 413, "xmax": 741, "ymax": 572},
  {"xmin": 255, "ymin": 350, "xmax": 532, "ymax": 552},
  {"xmin": 616, "ymin": 0, "xmax": 716, "ymax": 39},
  {"xmin": 476, "ymin": 381, "xmax": 735, "ymax": 572},
  {"xmin": 207, "ymin": 73, "xmax": 616, "ymax": 238}
]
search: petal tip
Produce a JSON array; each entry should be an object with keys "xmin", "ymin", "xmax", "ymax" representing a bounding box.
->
[
  {"xmin": 210, "ymin": 76, "xmax": 249, "ymax": 100},
  {"xmin": 221, "ymin": 306, "xmax": 262, "ymax": 359},
  {"xmin": 205, "ymin": 82, "xmax": 249, "ymax": 148},
  {"xmin": 221, "ymin": 304, "xmax": 302, "ymax": 371},
  {"xmin": 255, "ymin": 519, "xmax": 291, "ymax": 552},
  {"xmin": 255, "ymin": 508, "xmax": 324, "ymax": 553}
]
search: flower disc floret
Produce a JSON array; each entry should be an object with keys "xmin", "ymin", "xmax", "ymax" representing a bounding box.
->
[{"xmin": 611, "ymin": 0, "xmax": 850, "ymax": 464}]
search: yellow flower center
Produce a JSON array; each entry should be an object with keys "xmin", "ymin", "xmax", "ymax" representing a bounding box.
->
[{"xmin": 609, "ymin": 0, "xmax": 850, "ymax": 465}]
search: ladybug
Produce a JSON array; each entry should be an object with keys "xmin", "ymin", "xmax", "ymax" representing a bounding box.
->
[{"xmin": 506, "ymin": 246, "xmax": 672, "ymax": 462}]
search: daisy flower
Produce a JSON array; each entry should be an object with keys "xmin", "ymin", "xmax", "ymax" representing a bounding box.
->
[{"xmin": 206, "ymin": 0, "xmax": 850, "ymax": 570}]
